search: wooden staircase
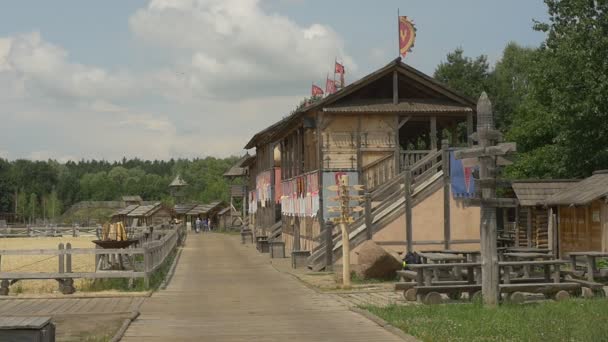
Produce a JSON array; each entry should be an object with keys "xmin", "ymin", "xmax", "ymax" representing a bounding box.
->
[{"xmin": 307, "ymin": 149, "xmax": 444, "ymax": 271}]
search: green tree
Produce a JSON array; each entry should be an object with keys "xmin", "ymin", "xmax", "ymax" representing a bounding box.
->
[
  {"xmin": 28, "ymin": 193, "xmax": 38, "ymax": 223},
  {"xmin": 434, "ymin": 48, "xmax": 491, "ymax": 100},
  {"xmin": 16, "ymin": 189, "xmax": 28, "ymax": 223}
]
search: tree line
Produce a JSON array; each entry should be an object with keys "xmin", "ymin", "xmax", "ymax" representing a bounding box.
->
[
  {"xmin": 0, "ymin": 157, "xmax": 239, "ymax": 223},
  {"xmin": 434, "ymin": 0, "xmax": 608, "ymax": 179}
]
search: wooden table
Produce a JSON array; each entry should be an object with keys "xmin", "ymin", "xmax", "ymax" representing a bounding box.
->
[
  {"xmin": 503, "ymin": 252, "xmax": 555, "ymax": 278},
  {"xmin": 568, "ymin": 252, "xmax": 608, "ymax": 282},
  {"xmin": 505, "ymin": 247, "xmax": 552, "ymax": 254},
  {"xmin": 424, "ymin": 250, "xmax": 481, "ymax": 262},
  {"xmin": 417, "ymin": 252, "xmax": 466, "ymax": 281}
]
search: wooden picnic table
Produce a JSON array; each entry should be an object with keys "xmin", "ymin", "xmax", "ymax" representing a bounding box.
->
[
  {"xmin": 417, "ymin": 252, "xmax": 466, "ymax": 263},
  {"xmin": 568, "ymin": 251, "xmax": 608, "ymax": 282},
  {"xmin": 424, "ymin": 250, "xmax": 481, "ymax": 262},
  {"xmin": 505, "ymin": 247, "xmax": 552, "ymax": 254},
  {"xmin": 503, "ymin": 252, "xmax": 556, "ymax": 278}
]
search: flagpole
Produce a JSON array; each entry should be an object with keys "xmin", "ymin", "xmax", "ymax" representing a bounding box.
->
[{"xmin": 397, "ymin": 8, "xmax": 400, "ymax": 58}]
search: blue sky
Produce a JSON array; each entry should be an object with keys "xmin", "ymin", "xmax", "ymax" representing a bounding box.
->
[{"xmin": 0, "ymin": 0, "xmax": 549, "ymax": 161}]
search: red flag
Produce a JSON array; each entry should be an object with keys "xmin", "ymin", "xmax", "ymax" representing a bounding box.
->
[
  {"xmin": 325, "ymin": 78, "xmax": 337, "ymax": 94},
  {"xmin": 311, "ymin": 84, "xmax": 324, "ymax": 97},
  {"xmin": 399, "ymin": 16, "xmax": 416, "ymax": 58},
  {"xmin": 335, "ymin": 61, "xmax": 345, "ymax": 74}
]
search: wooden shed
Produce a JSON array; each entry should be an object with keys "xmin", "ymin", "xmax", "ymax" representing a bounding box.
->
[
  {"xmin": 185, "ymin": 201, "xmax": 227, "ymax": 229},
  {"xmin": 511, "ymin": 180, "xmax": 578, "ymax": 250},
  {"xmin": 126, "ymin": 203, "xmax": 173, "ymax": 227},
  {"xmin": 122, "ymin": 196, "xmax": 143, "ymax": 206},
  {"xmin": 546, "ymin": 170, "xmax": 608, "ymax": 256},
  {"xmin": 111, "ymin": 204, "xmax": 139, "ymax": 226}
]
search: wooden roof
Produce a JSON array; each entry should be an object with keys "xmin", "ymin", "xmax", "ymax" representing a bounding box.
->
[
  {"xmin": 127, "ymin": 202, "xmax": 162, "ymax": 217},
  {"xmin": 511, "ymin": 180, "xmax": 578, "ymax": 207},
  {"xmin": 185, "ymin": 201, "xmax": 226, "ymax": 216},
  {"xmin": 546, "ymin": 170, "xmax": 608, "ymax": 206},
  {"xmin": 113, "ymin": 204, "xmax": 139, "ymax": 216},
  {"xmin": 323, "ymin": 98, "xmax": 473, "ymax": 114},
  {"xmin": 223, "ymin": 154, "xmax": 252, "ymax": 178},
  {"xmin": 174, "ymin": 203, "xmax": 198, "ymax": 215},
  {"xmin": 244, "ymin": 57, "xmax": 475, "ymax": 149}
]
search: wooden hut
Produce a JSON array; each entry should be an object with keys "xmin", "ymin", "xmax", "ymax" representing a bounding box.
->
[
  {"xmin": 511, "ymin": 180, "xmax": 578, "ymax": 249},
  {"xmin": 126, "ymin": 203, "xmax": 173, "ymax": 227},
  {"xmin": 111, "ymin": 204, "xmax": 139, "ymax": 225},
  {"xmin": 217, "ymin": 206, "xmax": 241, "ymax": 230},
  {"xmin": 546, "ymin": 170, "xmax": 608, "ymax": 256},
  {"xmin": 185, "ymin": 201, "xmax": 227, "ymax": 229},
  {"xmin": 122, "ymin": 196, "xmax": 143, "ymax": 206}
]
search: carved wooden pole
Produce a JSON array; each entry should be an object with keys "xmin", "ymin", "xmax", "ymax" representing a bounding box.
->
[
  {"xmin": 477, "ymin": 92, "xmax": 499, "ymax": 306},
  {"xmin": 339, "ymin": 175, "xmax": 351, "ymax": 289}
]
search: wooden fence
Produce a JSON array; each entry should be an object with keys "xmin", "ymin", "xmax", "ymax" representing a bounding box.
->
[
  {"xmin": 0, "ymin": 226, "xmax": 100, "ymax": 238},
  {"xmin": 0, "ymin": 225, "xmax": 185, "ymax": 295}
]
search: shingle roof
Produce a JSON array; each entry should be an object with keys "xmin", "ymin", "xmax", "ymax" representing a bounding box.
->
[
  {"xmin": 127, "ymin": 202, "xmax": 161, "ymax": 217},
  {"xmin": 169, "ymin": 175, "xmax": 188, "ymax": 187},
  {"xmin": 546, "ymin": 170, "xmax": 608, "ymax": 206},
  {"xmin": 113, "ymin": 204, "xmax": 139, "ymax": 216},
  {"xmin": 185, "ymin": 201, "xmax": 226, "ymax": 216},
  {"xmin": 223, "ymin": 154, "xmax": 253, "ymax": 178},
  {"xmin": 511, "ymin": 180, "xmax": 578, "ymax": 207},
  {"xmin": 174, "ymin": 203, "xmax": 198, "ymax": 215},
  {"xmin": 121, "ymin": 195, "xmax": 142, "ymax": 202},
  {"xmin": 323, "ymin": 98, "xmax": 473, "ymax": 114}
]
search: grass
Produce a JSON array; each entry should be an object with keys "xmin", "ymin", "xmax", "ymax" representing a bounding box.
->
[
  {"xmin": 363, "ymin": 299, "xmax": 608, "ymax": 341},
  {"xmin": 350, "ymin": 271, "xmax": 396, "ymax": 285}
]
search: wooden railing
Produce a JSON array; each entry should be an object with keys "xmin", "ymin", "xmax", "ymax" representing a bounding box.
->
[
  {"xmin": 361, "ymin": 154, "xmax": 395, "ymax": 190},
  {"xmin": 0, "ymin": 225, "xmax": 185, "ymax": 295},
  {"xmin": 400, "ymin": 150, "xmax": 432, "ymax": 172},
  {"xmin": 0, "ymin": 226, "xmax": 100, "ymax": 238}
]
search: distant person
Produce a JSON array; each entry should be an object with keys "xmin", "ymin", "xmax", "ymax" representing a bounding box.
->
[
  {"xmin": 195, "ymin": 217, "xmax": 201, "ymax": 233},
  {"xmin": 203, "ymin": 218, "xmax": 209, "ymax": 232},
  {"xmin": 207, "ymin": 218, "xmax": 212, "ymax": 232}
]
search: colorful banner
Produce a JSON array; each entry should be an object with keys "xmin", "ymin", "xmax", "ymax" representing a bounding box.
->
[
  {"xmin": 312, "ymin": 84, "xmax": 324, "ymax": 97},
  {"xmin": 325, "ymin": 78, "xmax": 337, "ymax": 94},
  {"xmin": 450, "ymin": 151, "xmax": 477, "ymax": 198},
  {"xmin": 248, "ymin": 190, "xmax": 258, "ymax": 214},
  {"xmin": 280, "ymin": 172, "xmax": 320, "ymax": 218},
  {"xmin": 399, "ymin": 16, "xmax": 416, "ymax": 58},
  {"xmin": 256, "ymin": 170, "xmax": 272, "ymax": 207}
]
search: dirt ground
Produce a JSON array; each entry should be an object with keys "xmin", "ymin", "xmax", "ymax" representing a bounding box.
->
[
  {"xmin": 53, "ymin": 314, "xmax": 127, "ymax": 342},
  {"xmin": 0, "ymin": 236, "xmax": 97, "ymax": 293}
]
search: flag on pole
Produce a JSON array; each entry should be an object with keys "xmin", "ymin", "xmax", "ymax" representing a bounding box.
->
[
  {"xmin": 311, "ymin": 84, "xmax": 324, "ymax": 97},
  {"xmin": 325, "ymin": 78, "xmax": 337, "ymax": 95},
  {"xmin": 399, "ymin": 16, "xmax": 416, "ymax": 58},
  {"xmin": 334, "ymin": 61, "xmax": 345, "ymax": 75}
]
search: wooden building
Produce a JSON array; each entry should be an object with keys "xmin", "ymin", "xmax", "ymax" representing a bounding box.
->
[
  {"xmin": 122, "ymin": 196, "xmax": 143, "ymax": 206},
  {"xmin": 184, "ymin": 201, "xmax": 227, "ymax": 229},
  {"xmin": 111, "ymin": 204, "xmax": 139, "ymax": 226},
  {"xmin": 511, "ymin": 180, "xmax": 578, "ymax": 250},
  {"xmin": 546, "ymin": 171, "xmax": 608, "ymax": 256},
  {"xmin": 125, "ymin": 203, "xmax": 173, "ymax": 227},
  {"xmin": 244, "ymin": 57, "xmax": 482, "ymax": 262}
]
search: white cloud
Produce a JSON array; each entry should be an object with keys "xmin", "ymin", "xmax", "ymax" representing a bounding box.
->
[
  {"xmin": 0, "ymin": 0, "xmax": 356, "ymax": 160},
  {"xmin": 130, "ymin": 0, "xmax": 356, "ymax": 99}
]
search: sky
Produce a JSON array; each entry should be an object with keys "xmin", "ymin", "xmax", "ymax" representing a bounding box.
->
[{"xmin": 0, "ymin": 0, "xmax": 549, "ymax": 162}]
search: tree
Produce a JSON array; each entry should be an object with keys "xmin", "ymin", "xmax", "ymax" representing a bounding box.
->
[
  {"xmin": 16, "ymin": 189, "xmax": 28, "ymax": 223},
  {"xmin": 28, "ymin": 193, "xmax": 38, "ymax": 224},
  {"xmin": 527, "ymin": 0, "xmax": 608, "ymax": 177},
  {"xmin": 434, "ymin": 48, "xmax": 491, "ymax": 100}
]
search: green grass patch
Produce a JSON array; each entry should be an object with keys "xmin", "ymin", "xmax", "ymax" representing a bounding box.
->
[
  {"xmin": 363, "ymin": 300, "xmax": 608, "ymax": 341},
  {"xmin": 81, "ymin": 249, "xmax": 177, "ymax": 292},
  {"xmin": 350, "ymin": 271, "xmax": 397, "ymax": 285}
]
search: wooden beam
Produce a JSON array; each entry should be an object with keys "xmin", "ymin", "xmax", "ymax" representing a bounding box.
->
[
  {"xmin": 394, "ymin": 114, "xmax": 401, "ymax": 175},
  {"xmin": 467, "ymin": 111, "xmax": 474, "ymax": 147},
  {"xmin": 357, "ymin": 114, "xmax": 362, "ymax": 181},
  {"xmin": 527, "ymin": 207, "xmax": 533, "ymax": 248},
  {"xmin": 398, "ymin": 115, "xmax": 412, "ymax": 129},
  {"xmin": 393, "ymin": 71, "xmax": 399, "ymax": 105},
  {"xmin": 405, "ymin": 167, "xmax": 413, "ymax": 253},
  {"xmin": 430, "ymin": 116, "xmax": 437, "ymax": 150},
  {"xmin": 317, "ymin": 111, "xmax": 325, "ymax": 240}
]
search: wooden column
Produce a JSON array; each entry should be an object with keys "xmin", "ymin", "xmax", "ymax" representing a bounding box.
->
[
  {"xmin": 430, "ymin": 116, "xmax": 437, "ymax": 150},
  {"xmin": 527, "ymin": 208, "xmax": 533, "ymax": 247},
  {"xmin": 404, "ymin": 166, "xmax": 413, "ymax": 253},
  {"xmin": 394, "ymin": 115, "xmax": 401, "ymax": 174},
  {"xmin": 467, "ymin": 112, "xmax": 474, "ymax": 147},
  {"xmin": 317, "ymin": 112, "xmax": 325, "ymax": 244},
  {"xmin": 442, "ymin": 139, "xmax": 450, "ymax": 249},
  {"xmin": 325, "ymin": 220, "xmax": 333, "ymax": 271},
  {"xmin": 365, "ymin": 192, "xmax": 373, "ymax": 240},
  {"xmin": 392, "ymin": 71, "xmax": 399, "ymax": 105},
  {"xmin": 357, "ymin": 115, "xmax": 363, "ymax": 181}
]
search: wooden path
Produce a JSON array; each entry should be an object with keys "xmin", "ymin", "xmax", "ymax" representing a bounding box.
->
[
  {"xmin": 0, "ymin": 296, "xmax": 144, "ymax": 316},
  {"xmin": 122, "ymin": 233, "xmax": 406, "ymax": 341}
]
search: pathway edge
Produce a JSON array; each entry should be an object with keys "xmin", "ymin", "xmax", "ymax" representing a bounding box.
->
[{"xmin": 349, "ymin": 307, "xmax": 420, "ymax": 342}]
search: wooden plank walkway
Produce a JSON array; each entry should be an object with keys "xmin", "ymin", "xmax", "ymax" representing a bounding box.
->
[
  {"xmin": 122, "ymin": 233, "xmax": 406, "ymax": 341},
  {"xmin": 0, "ymin": 297, "xmax": 144, "ymax": 316}
]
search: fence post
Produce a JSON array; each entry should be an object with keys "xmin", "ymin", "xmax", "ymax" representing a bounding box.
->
[
  {"xmin": 365, "ymin": 192, "xmax": 373, "ymax": 240},
  {"xmin": 143, "ymin": 246, "xmax": 150, "ymax": 289},
  {"xmin": 325, "ymin": 220, "xmax": 334, "ymax": 271},
  {"xmin": 66, "ymin": 243, "xmax": 72, "ymax": 273},
  {"xmin": 58, "ymin": 243, "xmax": 65, "ymax": 274}
]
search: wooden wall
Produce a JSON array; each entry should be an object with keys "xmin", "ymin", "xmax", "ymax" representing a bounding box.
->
[{"xmin": 558, "ymin": 200, "xmax": 603, "ymax": 256}]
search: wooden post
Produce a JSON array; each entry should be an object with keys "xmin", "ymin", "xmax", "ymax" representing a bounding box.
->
[
  {"xmin": 477, "ymin": 92, "xmax": 499, "ymax": 306},
  {"xmin": 339, "ymin": 174, "xmax": 351, "ymax": 289},
  {"xmin": 404, "ymin": 166, "xmax": 413, "ymax": 253},
  {"xmin": 317, "ymin": 112, "xmax": 325, "ymax": 234},
  {"xmin": 65, "ymin": 243, "xmax": 72, "ymax": 273},
  {"xmin": 365, "ymin": 192, "xmax": 373, "ymax": 240},
  {"xmin": 357, "ymin": 115, "xmax": 363, "ymax": 182},
  {"xmin": 527, "ymin": 208, "xmax": 532, "ymax": 247},
  {"xmin": 143, "ymin": 246, "xmax": 150, "ymax": 288},
  {"xmin": 442, "ymin": 139, "xmax": 451, "ymax": 249},
  {"xmin": 394, "ymin": 115, "xmax": 401, "ymax": 175},
  {"xmin": 430, "ymin": 116, "xmax": 437, "ymax": 150},
  {"xmin": 58, "ymin": 243, "xmax": 64, "ymax": 274},
  {"xmin": 392, "ymin": 71, "xmax": 399, "ymax": 105},
  {"xmin": 325, "ymin": 220, "xmax": 334, "ymax": 271}
]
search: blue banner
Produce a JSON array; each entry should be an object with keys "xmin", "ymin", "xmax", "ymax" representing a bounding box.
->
[{"xmin": 450, "ymin": 151, "xmax": 477, "ymax": 198}]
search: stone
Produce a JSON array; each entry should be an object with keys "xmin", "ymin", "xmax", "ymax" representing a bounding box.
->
[{"xmin": 354, "ymin": 240, "xmax": 402, "ymax": 280}]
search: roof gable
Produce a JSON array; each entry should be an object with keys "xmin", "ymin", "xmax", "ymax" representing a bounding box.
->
[{"xmin": 547, "ymin": 170, "xmax": 608, "ymax": 206}]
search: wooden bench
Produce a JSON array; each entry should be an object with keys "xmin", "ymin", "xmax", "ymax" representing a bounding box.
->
[
  {"xmin": 499, "ymin": 260, "xmax": 569, "ymax": 284},
  {"xmin": 500, "ymin": 282, "xmax": 581, "ymax": 301}
]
